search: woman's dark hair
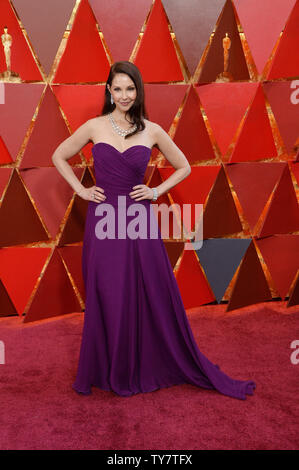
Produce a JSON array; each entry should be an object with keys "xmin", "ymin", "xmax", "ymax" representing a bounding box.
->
[{"xmin": 100, "ymin": 61, "xmax": 149, "ymax": 140}]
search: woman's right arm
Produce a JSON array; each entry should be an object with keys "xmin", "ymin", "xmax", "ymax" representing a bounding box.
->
[{"xmin": 51, "ymin": 119, "xmax": 106, "ymax": 202}]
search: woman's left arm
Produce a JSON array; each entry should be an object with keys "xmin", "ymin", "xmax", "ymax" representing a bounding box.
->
[
  {"xmin": 129, "ymin": 122, "xmax": 191, "ymax": 201},
  {"xmin": 149, "ymin": 122, "xmax": 191, "ymax": 198}
]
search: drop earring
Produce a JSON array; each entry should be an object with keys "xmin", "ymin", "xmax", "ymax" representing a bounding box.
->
[{"xmin": 110, "ymin": 93, "xmax": 114, "ymax": 104}]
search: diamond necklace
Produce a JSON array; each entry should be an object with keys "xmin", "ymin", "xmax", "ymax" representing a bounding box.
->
[{"xmin": 109, "ymin": 112, "xmax": 137, "ymax": 137}]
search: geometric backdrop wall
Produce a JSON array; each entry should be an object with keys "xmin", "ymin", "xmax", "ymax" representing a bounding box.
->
[{"xmin": 0, "ymin": 0, "xmax": 298, "ymax": 322}]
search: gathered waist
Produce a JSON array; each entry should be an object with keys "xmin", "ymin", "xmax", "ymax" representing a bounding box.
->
[
  {"xmin": 95, "ymin": 176, "xmax": 144, "ymax": 193},
  {"xmin": 89, "ymin": 193, "xmax": 151, "ymax": 208}
]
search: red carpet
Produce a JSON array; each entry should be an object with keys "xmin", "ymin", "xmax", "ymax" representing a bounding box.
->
[{"xmin": 0, "ymin": 301, "xmax": 298, "ymax": 450}]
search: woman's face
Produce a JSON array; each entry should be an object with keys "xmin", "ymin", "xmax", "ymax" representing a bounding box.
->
[{"xmin": 107, "ymin": 73, "xmax": 137, "ymax": 113}]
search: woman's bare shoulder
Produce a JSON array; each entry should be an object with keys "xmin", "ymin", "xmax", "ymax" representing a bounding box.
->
[
  {"xmin": 89, "ymin": 115, "xmax": 106, "ymax": 126},
  {"xmin": 143, "ymin": 119, "xmax": 165, "ymax": 148},
  {"xmin": 144, "ymin": 118, "xmax": 156, "ymax": 127},
  {"xmin": 144, "ymin": 119, "xmax": 164, "ymax": 137},
  {"xmin": 143, "ymin": 118, "xmax": 161, "ymax": 135},
  {"xmin": 88, "ymin": 115, "xmax": 107, "ymax": 132}
]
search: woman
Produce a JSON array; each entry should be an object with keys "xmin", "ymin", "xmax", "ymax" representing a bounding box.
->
[{"xmin": 52, "ymin": 61, "xmax": 256, "ymax": 400}]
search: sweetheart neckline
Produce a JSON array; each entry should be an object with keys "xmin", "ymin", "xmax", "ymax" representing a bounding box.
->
[{"xmin": 92, "ymin": 141, "xmax": 152, "ymax": 154}]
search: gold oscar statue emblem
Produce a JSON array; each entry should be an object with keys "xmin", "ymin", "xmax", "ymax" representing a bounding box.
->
[
  {"xmin": 0, "ymin": 26, "xmax": 21, "ymax": 81},
  {"xmin": 216, "ymin": 32, "xmax": 234, "ymax": 82}
]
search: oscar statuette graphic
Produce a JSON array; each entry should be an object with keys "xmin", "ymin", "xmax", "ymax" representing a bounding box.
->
[
  {"xmin": 0, "ymin": 26, "xmax": 21, "ymax": 81},
  {"xmin": 216, "ymin": 32, "xmax": 234, "ymax": 82}
]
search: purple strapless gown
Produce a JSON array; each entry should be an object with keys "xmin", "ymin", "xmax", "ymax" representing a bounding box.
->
[{"xmin": 72, "ymin": 142, "xmax": 256, "ymax": 400}]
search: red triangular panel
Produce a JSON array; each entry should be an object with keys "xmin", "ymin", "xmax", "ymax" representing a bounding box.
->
[
  {"xmin": 0, "ymin": 84, "xmax": 44, "ymax": 161},
  {"xmin": 163, "ymin": 240, "xmax": 185, "ymax": 270},
  {"xmin": 226, "ymin": 162, "xmax": 285, "ymax": 232},
  {"xmin": 0, "ymin": 247, "xmax": 51, "ymax": 316},
  {"xmin": 287, "ymin": 270, "xmax": 299, "ymax": 307},
  {"xmin": 0, "ymin": 278, "xmax": 18, "ymax": 317},
  {"xmin": 159, "ymin": 166, "xmax": 219, "ymax": 234},
  {"xmin": 0, "ymin": 168, "xmax": 12, "ymax": 197},
  {"xmin": 195, "ymin": 83, "xmax": 259, "ymax": 156},
  {"xmin": 0, "ymin": 170, "xmax": 49, "ymax": 246},
  {"xmin": 159, "ymin": 166, "xmax": 219, "ymax": 207},
  {"xmin": 172, "ymin": 86, "xmax": 216, "ymax": 164},
  {"xmin": 175, "ymin": 248, "xmax": 215, "ymax": 308},
  {"xmin": 53, "ymin": 0, "xmax": 110, "ymax": 83},
  {"xmin": 229, "ymin": 84, "xmax": 277, "ymax": 162},
  {"xmin": 290, "ymin": 161, "xmax": 299, "ymax": 187},
  {"xmin": 134, "ymin": 0, "xmax": 183, "ymax": 82},
  {"xmin": 0, "ymin": 136, "xmax": 12, "ymax": 164},
  {"xmin": 89, "ymin": 0, "xmax": 152, "ymax": 61},
  {"xmin": 267, "ymin": 1, "xmax": 299, "ymax": 79},
  {"xmin": 58, "ymin": 168, "xmax": 94, "ymax": 246},
  {"xmin": 0, "ymin": 0, "xmax": 42, "ymax": 80},
  {"xmin": 19, "ymin": 86, "xmax": 81, "ymax": 167},
  {"xmin": 198, "ymin": 0, "xmax": 249, "ymax": 83},
  {"xmin": 144, "ymin": 84, "xmax": 188, "ymax": 132},
  {"xmin": 226, "ymin": 241, "xmax": 272, "ymax": 311},
  {"xmin": 256, "ymin": 234, "xmax": 299, "ymax": 299},
  {"xmin": 23, "ymin": 248, "xmax": 81, "ymax": 323},
  {"xmin": 203, "ymin": 165, "xmax": 243, "ymax": 238},
  {"xmin": 234, "ymin": 0, "xmax": 296, "ymax": 75},
  {"xmin": 163, "ymin": 0, "xmax": 226, "ymax": 77},
  {"xmin": 52, "ymin": 84, "xmax": 105, "ymax": 162},
  {"xmin": 258, "ymin": 164, "xmax": 299, "ymax": 238},
  {"xmin": 57, "ymin": 245, "xmax": 85, "ymax": 302},
  {"xmin": 20, "ymin": 167, "xmax": 85, "ymax": 238},
  {"xmin": 13, "ymin": 0, "xmax": 76, "ymax": 76},
  {"xmin": 263, "ymin": 81, "xmax": 299, "ymax": 154}
]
